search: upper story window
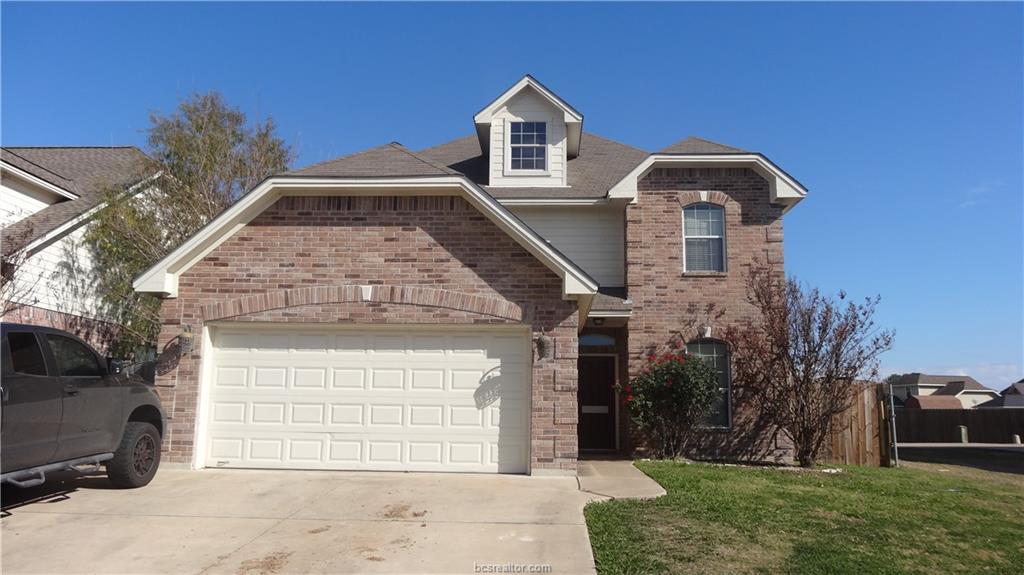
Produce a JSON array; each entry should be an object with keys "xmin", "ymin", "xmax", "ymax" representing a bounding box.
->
[
  {"xmin": 683, "ymin": 203, "xmax": 725, "ymax": 272},
  {"xmin": 510, "ymin": 122, "xmax": 546, "ymax": 170}
]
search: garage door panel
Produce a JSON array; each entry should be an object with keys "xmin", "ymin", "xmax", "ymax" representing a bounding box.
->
[{"xmin": 205, "ymin": 327, "xmax": 530, "ymax": 473}]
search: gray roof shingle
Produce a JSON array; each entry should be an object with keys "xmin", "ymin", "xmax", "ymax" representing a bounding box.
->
[
  {"xmin": 660, "ymin": 136, "xmax": 749, "ymax": 154},
  {"xmin": 2, "ymin": 147, "xmax": 150, "ymax": 255},
  {"xmin": 286, "ymin": 142, "xmax": 458, "ymax": 178},
  {"xmin": 418, "ymin": 133, "xmax": 649, "ymax": 199}
]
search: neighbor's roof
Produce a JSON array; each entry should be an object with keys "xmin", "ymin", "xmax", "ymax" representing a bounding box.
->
[
  {"xmin": 891, "ymin": 373, "xmax": 986, "ymax": 389},
  {"xmin": 933, "ymin": 379, "xmax": 997, "ymax": 396},
  {"xmin": 418, "ymin": 132, "xmax": 650, "ymax": 199},
  {"xmin": 904, "ymin": 395, "xmax": 964, "ymax": 409},
  {"xmin": 287, "ymin": 142, "xmax": 458, "ymax": 179},
  {"xmin": 976, "ymin": 394, "xmax": 1024, "ymax": 408},
  {"xmin": 660, "ymin": 136, "xmax": 750, "ymax": 154},
  {"xmin": 1, "ymin": 147, "xmax": 150, "ymax": 254},
  {"xmin": 1003, "ymin": 381, "xmax": 1024, "ymax": 396}
]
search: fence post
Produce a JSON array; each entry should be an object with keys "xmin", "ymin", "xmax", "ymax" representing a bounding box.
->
[{"xmin": 958, "ymin": 425, "xmax": 969, "ymax": 443}]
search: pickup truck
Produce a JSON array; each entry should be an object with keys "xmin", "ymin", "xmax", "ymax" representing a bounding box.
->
[{"xmin": 1, "ymin": 323, "xmax": 166, "ymax": 489}]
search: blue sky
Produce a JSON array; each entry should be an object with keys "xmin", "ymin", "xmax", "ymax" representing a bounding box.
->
[{"xmin": 3, "ymin": 2, "xmax": 1022, "ymax": 388}]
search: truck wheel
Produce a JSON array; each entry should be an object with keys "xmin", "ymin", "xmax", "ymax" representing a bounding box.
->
[{"xmin": 107, "ymin": 422, "xmax": 161, "ymax": 488}]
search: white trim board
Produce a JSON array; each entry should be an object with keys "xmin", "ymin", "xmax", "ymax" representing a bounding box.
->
[
  {"xmin": 608, "ymin": 154, "xmax": 808, "ymax": 212},
  {"xmin": 1, "ymin": 161, "xmax": 80, "ymax": 200},
  {"xmin": 132, "ymin": 175, "xmax": 599, "ymax": 303}
]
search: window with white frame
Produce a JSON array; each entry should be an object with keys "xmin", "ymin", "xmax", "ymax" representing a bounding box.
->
[
  {"xmin": 686, "ymin": 339, "xmax": 730, "ymax": 427},
  {"xmin": 683, "ymin": 203, "xmax": 725, "ymax": 272},
  {"xmin": 510, "ymin": 121, "xmax": 546, "ymax": 170}
]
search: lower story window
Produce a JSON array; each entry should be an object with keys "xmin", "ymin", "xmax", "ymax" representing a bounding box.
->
[{"xmin": 686, "ymin": 339, "xmax": 730, "ymax": 427}]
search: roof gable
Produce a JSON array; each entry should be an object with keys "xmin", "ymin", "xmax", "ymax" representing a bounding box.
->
[
  {"xmin": 1, "ymin": 146, "xmax": 151, "ymax": 255},
  {"xmin": 660, "ymin": 136, "xmax": 749, "ymax": 154},
  {"xmin": 473, "ymin": 75, "xmax": 583, "ymax": 159},
  {"xmin": 287, "ymin": 143, "xmax": 456, "ymax": 178}
]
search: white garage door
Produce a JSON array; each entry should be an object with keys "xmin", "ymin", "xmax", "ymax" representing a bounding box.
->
[{"xmin": 202, "ymin": 326, "xmax": 531, "ymax": 473}]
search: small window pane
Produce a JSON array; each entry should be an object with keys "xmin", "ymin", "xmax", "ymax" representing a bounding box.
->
[
  {"xmin": 580, "ymin": 333, "xmax": 616, "ymax": 347},
  {"xmin": 685, "ymin": 238, "xmax": 724, "ymax": 272},
  {"xmin": 7, "ymin": 332, "xmax": 47, "ymax": 376},
  {"xmin": 46, "ymin": 334, "xmax": 102, "ymax": 377},
  {"xmin": 511, "ymin": 123, "xmax": 522, "ymax": 133}
]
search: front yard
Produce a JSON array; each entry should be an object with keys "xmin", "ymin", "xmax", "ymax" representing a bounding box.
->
[{"xmin": 585, "ymin": 459, "xmax": 1024, "ymax": 574}]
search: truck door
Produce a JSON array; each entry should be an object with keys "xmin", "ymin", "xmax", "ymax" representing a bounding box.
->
[
  {"xmin": 1, "ymin": 330, "xmax": 63, "ymax": 473},
  {"xmin": 43, "ymin": 333, "xmax": 123, "ymax": 460}
]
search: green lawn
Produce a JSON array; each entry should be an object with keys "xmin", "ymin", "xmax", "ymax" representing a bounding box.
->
[{"xmin": 585, "ymin": 460, "xmax": 1024, "ymax": 574}]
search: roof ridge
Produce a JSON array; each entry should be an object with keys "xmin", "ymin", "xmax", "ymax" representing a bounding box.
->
[
  {"xmin": 286, "ymin": 143, "xmax": 397, "ymax": 174},
  {"xmin": 387, "ymin": 142, "xmax": 457, "ymax": 176}
]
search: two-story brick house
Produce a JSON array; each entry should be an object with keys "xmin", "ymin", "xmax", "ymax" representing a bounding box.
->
[{"xmin": 136, "ymin": 76, "xmax": 806, "ymax": 475}]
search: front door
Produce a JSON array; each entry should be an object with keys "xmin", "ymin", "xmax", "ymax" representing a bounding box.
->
[{"xmin": 578, "ymin": 355, "xmax": 616, "ymax": 451}]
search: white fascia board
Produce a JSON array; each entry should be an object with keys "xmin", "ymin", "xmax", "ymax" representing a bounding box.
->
[
  {"xmin": 473, "ymin": 76, "xmax": 583, "ymax": 158},
  {"xmin": 499, "ymin": 198, "xmax": 609, "ymax": 206},
  {"xmin": 608, "ymin": 155, "xmax": 808, "ymax": 211},
  {"xmin": 20, "ymin": 172, "xmax": 164, "ymax": 256},
  {"xmin": 473, "ymin": 76, "xmax": 583, "ymax": 124},
  {"xmin": 1, "ymin": 161, "xmax": 80, "ymax": 200},
  {"xmin": 133, "ymin": 176, "xmax": 599, "ymax": 300}
]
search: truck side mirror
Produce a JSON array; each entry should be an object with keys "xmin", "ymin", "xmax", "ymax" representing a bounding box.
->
[{"xmin": 107, "ymin": 358, "xmax": 125, "ymax": 375}]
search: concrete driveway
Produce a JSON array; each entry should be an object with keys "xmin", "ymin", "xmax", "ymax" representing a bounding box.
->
[{"xmin": 1, "ymin": 467, "xmax": 601, "ymax": 574}]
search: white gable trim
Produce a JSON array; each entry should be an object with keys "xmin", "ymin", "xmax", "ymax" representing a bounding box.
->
[
  {"xmin": 1, "ymin": 161, "xmax": 80, "ymax": 200},
  {"xmin": 608, "ymin": 154, "xmax": 808, "ymax": 212},
  {"xmin": 132, "ymin": 175, "xmax": 599, "ymax": 301},
  {"xmin": 474, "ymin": 75, "xmax": 583, "ymax": 159}
]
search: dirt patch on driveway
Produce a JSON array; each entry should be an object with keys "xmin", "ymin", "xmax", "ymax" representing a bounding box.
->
[{"xmin": 235, "ymin": 551, "xmax": 293, "ymax": 575}]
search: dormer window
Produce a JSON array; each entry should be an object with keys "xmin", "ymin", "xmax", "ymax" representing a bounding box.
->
[{"xmin": 510, "ymin": 122, "xmax": 546, "ymax": 170}]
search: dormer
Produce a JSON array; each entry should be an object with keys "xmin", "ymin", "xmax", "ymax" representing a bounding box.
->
[{"xmin": 474, "ymin": 75, "xmax": 583, "ymax": 188}]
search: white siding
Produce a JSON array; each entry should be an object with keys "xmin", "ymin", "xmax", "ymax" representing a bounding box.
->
[
  {"xmin": 0, "ymin": 173, "xmax": 61, "ymax": 227},
  {"xmin": 510, "ymin": 205, "xmax": 624, "ymax": 286},
  {"xmin": 490, "ymin": 89, "xmax": 567, "ymax": 188},
  {"xmin": 2, "ymin": 172, "xmax": 107, "ymax": 321},
  {"xmin": 10, "ymin": 222, "xmax": 106, "ymax": 320}
]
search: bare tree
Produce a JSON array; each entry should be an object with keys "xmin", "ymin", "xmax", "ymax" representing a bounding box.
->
[
  {"xmin": 1, "ymin": 224, "xmax": 40, "ymax": 317},
  {"xmin": 724, "ymin": 265, "xmax": 894, "ymax": 467}
]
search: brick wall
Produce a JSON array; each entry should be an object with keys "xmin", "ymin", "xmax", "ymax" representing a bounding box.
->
[
  {"xmin": 155, "ymin": 195, "xmax": 579, "ymax": 473},
  {"xmin": 626, "ymin": 167, "xmax": 789, "ymax": 461}
]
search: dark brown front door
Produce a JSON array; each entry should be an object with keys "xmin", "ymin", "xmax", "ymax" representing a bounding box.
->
[{"xmin": 578, "ymin": 355, "xmax": 616, "ymax": 451}]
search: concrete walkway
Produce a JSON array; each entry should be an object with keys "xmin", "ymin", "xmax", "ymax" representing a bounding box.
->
[
  {"xmin": 2, "ymin": 468, "xmax": 601, "ymax": 574},
  {"xmin": 577, "ymin": 459, "xmax": 666, "ymax": 500}
]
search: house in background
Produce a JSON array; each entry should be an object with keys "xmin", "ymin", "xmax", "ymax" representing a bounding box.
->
[
  {"xmin": 134, "ymin": 75, "xmax": 808, "ymax": 475},
  {"xmin": 903, "ymin": 395, "xmax": 965, "ymax": 409},
  {"xmin": 1, "ymin": 146, "xmax": 152, "ymax": 350},
  {"xmin": 976, "ymin": 380, "xmax": 1024, "ymax": 408},
  {"xmin": 890, "ymin": 373, "xmax": 1000, "ymax": 408}
]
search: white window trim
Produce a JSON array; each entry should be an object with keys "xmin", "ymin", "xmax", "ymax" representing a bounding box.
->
[
  {"xmin": 503, "ymin": 117, "xmax": 551, "ymax": 177},
  {"xmin": 681, "ymin": 203, "xmax": 727, "ymax": 273}
]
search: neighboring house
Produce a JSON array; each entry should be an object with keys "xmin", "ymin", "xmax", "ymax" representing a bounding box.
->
[
  {"xmin": 1, "ymin": 146, "xmax": 151, "ymax": 350},
  {"xmin": 134, "ymin": 76, "xmax": 807, "ymax": 475},
  {"xmin": 976, "ymin": 380, "xmax": 1024, "ymax": 408},
  {"xmin": 931, "ymin": 379, "xmax": 1001, "ymax": 408},
  {"xmin": 889, "ymin": 373, "xmax": 999, "ymax": 408},
  {"xmin": 904, "ymin": 395, "xmax": 965, "ymax": 409}
]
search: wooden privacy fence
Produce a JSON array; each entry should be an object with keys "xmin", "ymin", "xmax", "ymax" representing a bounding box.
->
[
  {"xmin": 822, "ymin": 383, "xmax": 890, "ymax": 467},
  {"xmin": 895, "ymin": 409, "xmax": 1024, "ymax": 444}
]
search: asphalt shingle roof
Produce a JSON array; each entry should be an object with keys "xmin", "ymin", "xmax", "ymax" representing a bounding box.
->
[
  {"xmin": 287, "ymin": 142, "xmax": 458, "ymax": 178},
  {"xmin": 418, "ymin": 133, "xmax": 649, "ymax": 199},
  {"xmin": 660, "ymin": 136, "xmax": 749, "ymax": 154},
  {"xmin": 2, "ymin": 147, "xmax": 150, "ymax": 255}
]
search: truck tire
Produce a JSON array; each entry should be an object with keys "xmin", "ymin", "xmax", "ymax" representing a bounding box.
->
[{"xmin": 106, "ymin": 422, "xmax": 161, "ymax": 488}]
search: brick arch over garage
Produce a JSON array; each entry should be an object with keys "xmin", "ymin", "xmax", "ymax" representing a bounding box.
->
[{"xmin": 201, "ymin": 284, "xmax": 526, "ymax": 323}]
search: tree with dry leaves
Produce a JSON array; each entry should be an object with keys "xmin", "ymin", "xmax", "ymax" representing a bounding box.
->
[
  {"xmin": 85, "ymin": 92, "xmax": 292, "ymax": 355},
  {"xmin": 724, "ymin": 265, "xmax": 894, "ymax": 467}
]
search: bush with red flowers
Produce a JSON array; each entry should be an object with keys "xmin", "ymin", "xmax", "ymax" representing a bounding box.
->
[{"xmin": 618, "ymin": 347, "xmax": 719, "ymax": 459}]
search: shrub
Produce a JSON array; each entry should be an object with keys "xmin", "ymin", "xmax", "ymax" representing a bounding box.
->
[{"xmin": 619, "ymin": 347, "xmax": 720, "ymax": 459}]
